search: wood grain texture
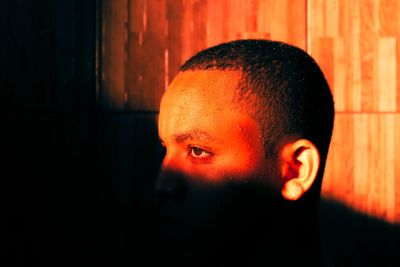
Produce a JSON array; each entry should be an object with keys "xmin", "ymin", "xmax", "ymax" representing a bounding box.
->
[
  {"xmin": 101, "ymin": 0, "xmax": 128, "ymax": 110},
  {"xmin": 308, "ymin": 0, "xmax": 399, "ymax": 112},
  {"xmin": 308, "ymin": 0, "xmax": 400, "ymax": 223},
  {"xmin": 101, "ymin": 0, "xmax": 306, "ymax": 111},
  {"xmin": 323, "ymin": 114, "xmax": 400, "ymax": 223}
]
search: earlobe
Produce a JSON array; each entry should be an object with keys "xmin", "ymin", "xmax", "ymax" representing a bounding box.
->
[{"xmin": 280, "ymin": 139, "xmax": 320, "ymax": 201}]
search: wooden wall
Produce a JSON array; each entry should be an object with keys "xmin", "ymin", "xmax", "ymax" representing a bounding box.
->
[
  {"xmin": 101, "ymin": 0, "xmax": 306, "ymax": 110},
  {"xmin": 100, "ymin": 0, "xmax": 400, "ymax": 265},
  {"xmin": 309, "ymin": 0, "xmax": 400, "ymax": 224},
  {"xmin": 102, "ymin": 0, "xmax": 400, "ymax": 223}
]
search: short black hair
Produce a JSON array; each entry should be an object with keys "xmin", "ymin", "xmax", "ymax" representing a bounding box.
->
[{"xmin": 180, "ymin": 39, "xmax": 334, "ymax": 193}]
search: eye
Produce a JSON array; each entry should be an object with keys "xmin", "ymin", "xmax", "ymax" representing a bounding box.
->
[{"xmin": 188, "ymin": 145, "xmax": 213, "ymax": 160}]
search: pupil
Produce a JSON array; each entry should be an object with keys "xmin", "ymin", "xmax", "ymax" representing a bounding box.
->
[{"xmin": 193, "ymin": 147, "xmax": 203, "ymax": 156}]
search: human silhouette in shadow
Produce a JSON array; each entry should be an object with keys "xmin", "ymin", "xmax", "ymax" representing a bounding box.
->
[{"xmin": 151, "ymin": 40, "xmax": 335, "ymax": 266}]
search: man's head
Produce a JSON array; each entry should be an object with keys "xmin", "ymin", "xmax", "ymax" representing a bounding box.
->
[
  {"xmin": 178, "ymin": 40, "xmax": 334, "ymax": 190},
  {"xmin": 155, "ymin": 40, "xmax": 334, "ymax": 265}
]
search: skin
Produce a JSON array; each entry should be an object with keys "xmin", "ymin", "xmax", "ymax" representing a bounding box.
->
[
  {"xmin": 158, "ymin": 70, "xmax": 271, "ymax": 184},
  {"xmin": 155, "ymin": 70, "xmax": 300, "ymax": 265}
]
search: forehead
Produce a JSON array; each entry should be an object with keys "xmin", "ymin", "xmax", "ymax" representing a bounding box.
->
[
  {"xmin": 159, "ymin": 70, "xmax": 241, "ymax": 126},
  {"xmin": 158, "ymin": 70, "xmax": 259, "ymax": 140},
  {"xmin": 161, "ymin": 70, "xmax": 242, "ymax": 106}
]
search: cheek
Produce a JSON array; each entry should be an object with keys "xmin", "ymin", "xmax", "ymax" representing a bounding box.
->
[
  {"xmin": 222, "ymin": 150, "xmax": 280, "ymax": 189},
  {"xmin": 223, "ymin": 145, "xmax": 266, "ymax": 177},
  {"xmin": 189, "ymin": 155, "xmax": 265, "ymax": 183}
]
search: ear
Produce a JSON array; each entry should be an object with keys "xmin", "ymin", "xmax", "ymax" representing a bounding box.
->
[{"xmin": 279, "ymin": 139, "xmax": 320, "ymax": 201}]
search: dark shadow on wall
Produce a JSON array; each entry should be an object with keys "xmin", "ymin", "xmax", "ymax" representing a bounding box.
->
[
  {"xmin": 2, "ymin": 113, "xmax": 163, "ymax": 267},
  {"xmin": 320, "ymin": 199, "xmax": 400, "ymax": 267},
  {"xmin": 2, "ymin": 0, "xmax": 100, "ymax": 266},
  {"xmin": 92, "ymin": 112, "xmax": 164, "ymax": 266}
]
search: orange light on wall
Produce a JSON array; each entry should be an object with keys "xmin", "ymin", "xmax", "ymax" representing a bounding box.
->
[{"xmin": 308, "ymin": 0, "xmax": 400, "ymax": 224}]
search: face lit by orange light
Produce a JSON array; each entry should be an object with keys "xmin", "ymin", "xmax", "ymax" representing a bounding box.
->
[
  {"xmin": 158, "ymin": 70, "xmax": 272, "ymax": 184},
  {"xmin": 156, "ymin": 70, "xmax": 282, "ymax": 264}
]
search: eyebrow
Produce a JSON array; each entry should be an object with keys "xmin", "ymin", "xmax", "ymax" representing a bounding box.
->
[{"xmin": 172, "ymin": 129, "xmax": 221, "ymax": 144}]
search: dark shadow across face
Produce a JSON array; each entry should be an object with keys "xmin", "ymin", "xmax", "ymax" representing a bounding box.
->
[{"xmin": 153, "ymin": 168, "xmax": 285, "ymax": 266}]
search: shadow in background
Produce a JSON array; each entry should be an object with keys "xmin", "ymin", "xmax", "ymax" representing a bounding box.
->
[
  {"xmin": 93, "ymin": 113, "xmax": 163, "ymax": 266},
  {"xmin": 2, "ymin": 113, "xmax": 162, "ymax": 267},
  {"xmin": 3, "ymin": 0, "xmax": 99, "ymax": 266},
  {"xmin": 2, "ymin": 114, "xmax": 95, "ymax": 266},
  {"xmin": 320, "ymin": 199, "xmax": 400, "ymax": 267}
]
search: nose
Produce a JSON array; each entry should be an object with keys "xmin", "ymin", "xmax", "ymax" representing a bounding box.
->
[{"xmin": 154, "ymin": 162, "xmax": 187, "ymax": 208}]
